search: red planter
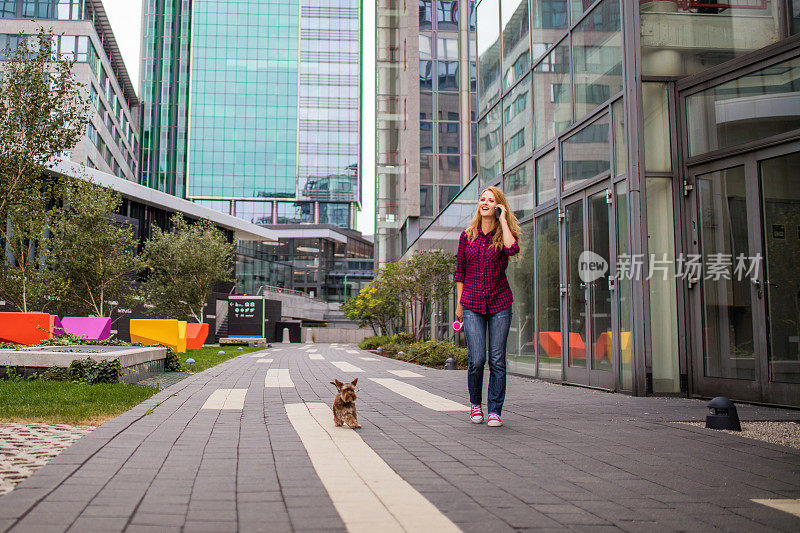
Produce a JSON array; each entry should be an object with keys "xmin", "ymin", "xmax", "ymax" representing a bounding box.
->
[
  {"xmin": 186, "ymin": 323, "xmax": 209, "ymax": 350},
  {"xmin": 0, "ymin": 312, "xmax": 54, "ymax": 346}
]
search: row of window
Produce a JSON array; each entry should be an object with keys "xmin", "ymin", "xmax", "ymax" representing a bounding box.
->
[
  {"xmin": 0, "ymin": 0, "xmax": 82, "ymax": 20},
  {"xmin": 478, "ymin": 0, "xmax": 623, "ymax": 183},
  {"xmin": 193, "ymin": 199, "xmax": 353, "ymax": 229}
]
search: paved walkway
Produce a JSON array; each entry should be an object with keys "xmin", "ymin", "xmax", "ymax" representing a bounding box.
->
[{"xmin": 0, "ymin": 343, "xmax": 799, "ymax": 532}]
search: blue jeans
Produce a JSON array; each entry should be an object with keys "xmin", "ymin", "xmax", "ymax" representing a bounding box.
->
[{"xmin": 463, "ymin": 306, "xmax": 512, "ymax": 416}]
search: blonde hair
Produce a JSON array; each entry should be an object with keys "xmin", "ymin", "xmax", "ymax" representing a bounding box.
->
[{"xmin": 465, "ymin": 186, "xmax": 520, "ymax": 250}]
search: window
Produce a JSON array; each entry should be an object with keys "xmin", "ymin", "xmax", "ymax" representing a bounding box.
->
[
  {"xmin": 501, "ymin": 0, "xmax": 529, "ymax": 89},
  {"xmin": 319, "ymin": 203, "xmax": 350, "ymax": 228},
  {"xmin": 562, "ymin": 114, "xmax": 611, "ymax": 189},
  {"xmin": 533, "ymin": 40, "xmax": 570, "ymax": 148},
  {"xmin": 419, "ymin": 60, "xmax": 433, "ymax": 89},
  {"xmin": 686, "ymin": 57, "xmax": 800, "ymax": 157},
  {"xmin": 504, "ymin": 159, "xmax": 533, "ymax": 219},
  {"xmin": 502, "ymin": 74, "xmax": 531, "ymax": 169},
  {"xmin": 437, "ymin": 61, "xmax": 459, "ymax": 91},
  {"xmin": 277, "ymin": 201, "xmax": 313, "ymax": 224},
  {"xmin": 536, "ymin": 149, "xmax": 556, "ymax": 205},
  {"xmin": 478, "ymin": 103, "xmax": 502, "ymax": 184},
  {"xmin": 476, "ymin": 0, "xmax": 500, "ymax": 114},
  {"xmin": 237, "ymin": 201, "xmax": 274, "ymax": 225},
  {"xmin": 419, "ymin": 0, "xmax": 433, "ymax": 30},
  {"xmin": 437, "ymin": 0, "xmax": 458, "ymax": 30},
  {"xmin": 572, "ymin": 0, "xmax": 622, "ymax": 120}
]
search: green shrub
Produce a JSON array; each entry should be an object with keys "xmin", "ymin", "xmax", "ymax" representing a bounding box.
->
[
  {"xmin": 379, "ymin": 341, "xmax": 406, "ymax": 355},
  {"xmin": 67, "ymin": 358, "xmax": 121, "ymax": 384},
  {"xmin": 392, "ymin": 332, "xmax": 414, "ymax": 345},
  {"xmin": 359, "ymin": 336, "xmax": 392, "ymax": 350},
  {"xmin": 405, "ymin": 340, "xmax": 467, "ymax": 367}
]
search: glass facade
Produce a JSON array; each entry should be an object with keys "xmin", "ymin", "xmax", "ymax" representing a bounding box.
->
[
  {"xmin": 400, "ymin": 1, "xmax": 800, "ymax": 404},
  {"xmin": 188, "ymin": 0, "xmax": 298, "ymax": 200},
  {"xmin": 298, "ymin": 0, "xmax": 360, "ymax": 208},
  {"xmin": 376, "ymin": 0, "xmax": 477, "ymax": 265},
  {"xmin": 142, "ymin": 0, "xmax": 359, "ymax": 230},
  {"xmin": 140, "ymin": 0, "xmax": 192, "ymax": 196}
]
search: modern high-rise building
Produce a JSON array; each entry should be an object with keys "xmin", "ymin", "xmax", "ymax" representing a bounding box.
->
[
  {"xmin": 140, "ymin": 0, "xmax": 360, "ymax": 230},
  {"xmin": 0, "ymin": 0, "xmax": 140, "ymax": 181},
  {"xmin": 410, "ymin": 0, "xmax": 800, "ymax": 407},
  {"xmin": 374, "ymin": 0, "xmax": 477, "ymax": 266}
]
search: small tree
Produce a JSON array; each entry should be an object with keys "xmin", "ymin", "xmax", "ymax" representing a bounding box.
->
[
  {"xmin": 402, "ymin": 250, "xmax": 455, "ymax": 339},
  {"xmin": 52, "ymin": 178, "xmax": 143, "ymax": 317},
  {"xmin": 0, "ymin": 190, "xmax": 68, "ymax": 312},
  {"xmin": 142, "ymin": 214, "xmax": 235, "ymax": 323},
  {"xmin": 341, "ymin": 279, "xmax": 401, "ymax": 335},
  {"xmin": 0, "ymin": 28, "xmax": 90, "ymax": 311}
]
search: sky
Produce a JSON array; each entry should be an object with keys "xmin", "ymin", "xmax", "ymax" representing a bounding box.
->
[{"xmin": 104, "ymin": 1, "xmax": 376, "ymax": 237}]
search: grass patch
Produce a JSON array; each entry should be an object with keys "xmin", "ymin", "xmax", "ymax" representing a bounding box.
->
[
  {"xmin": 0, "ymin": 380, "xmax": 159, "ymax": 426},
  {"xmin": 180, "ymin": 345, "xmax": 265, "ymax": 373}
]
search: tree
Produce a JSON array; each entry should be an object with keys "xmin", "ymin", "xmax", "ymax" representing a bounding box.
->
[
  {"xmin": 343, "ymin": 250, "xmax": 454, "ymax": 340},
  {"xmin": 341, "ymin": 279, "xmax": 401, "ymax": 335},
  {"xmin": 0, "ymin": 28, "xmax": 90, "ymax": 311},
  {"xmin": 142, "ymin": 214, "xmax": 235, "ymax": 323},
  {"xmin": 401, "ymin": 250, "xmax": 455, "ymax": 339},
  {"xmin": 52, "ymin": 178, "xmax": 143, "ymax": 317}
]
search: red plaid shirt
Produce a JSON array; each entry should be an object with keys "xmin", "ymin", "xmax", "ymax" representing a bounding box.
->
[{"xmin": 454, "ymin": 228, "xmax": 520, "ymax": 314}]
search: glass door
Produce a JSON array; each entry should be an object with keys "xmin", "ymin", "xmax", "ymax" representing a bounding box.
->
[
  {"xmin": 686, "ymin": 142, "xmax": 800, "ymax": 406},
  {"xmin": 758, "ymin": 149, "xmax": 800, "ymax": 406},
  {"xmin": 562, "ymin": 183, "xmax": 617, "ymax": 389}
]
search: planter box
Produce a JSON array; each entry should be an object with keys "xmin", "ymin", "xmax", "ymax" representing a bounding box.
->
[{"xmin": 0, "ymin": 313, "xmax": 54, "ymax": 346}]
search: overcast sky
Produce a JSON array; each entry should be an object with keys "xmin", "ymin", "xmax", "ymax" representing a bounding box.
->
[{"xmin": 104, "ymin": 2, "xmax": 375, "ymax": 236}]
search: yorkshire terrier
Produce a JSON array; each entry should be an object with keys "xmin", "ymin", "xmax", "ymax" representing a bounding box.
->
[{"xmin": 330, "ymin": 378, "xmax": 361, "ymax": 429}]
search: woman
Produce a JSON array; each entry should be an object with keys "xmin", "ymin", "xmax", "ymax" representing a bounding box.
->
[{"xmin": 454, "ymin": 186, "xmax": 520, "ymax": 427}]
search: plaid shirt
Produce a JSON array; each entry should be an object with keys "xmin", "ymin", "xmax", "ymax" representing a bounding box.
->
[{"xmin": 454, "ymin": 228, "xmax": 519, "ymax": 314}]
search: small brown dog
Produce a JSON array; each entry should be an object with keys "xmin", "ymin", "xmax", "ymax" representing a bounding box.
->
[{"xmin": 330, "ymin": 378, "xmax": 361, "ymax": 429}]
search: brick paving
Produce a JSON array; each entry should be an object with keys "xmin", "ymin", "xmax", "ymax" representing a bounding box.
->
[{"xmin": 0, "ymin": 343, "xmax": 798, "ymax": 532}]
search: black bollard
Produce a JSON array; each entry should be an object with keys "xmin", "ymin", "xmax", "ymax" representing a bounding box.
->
[
  {"xmin": 705, "ymin": 397, "xmax": 741, "ymax": 431},
  {"xmin": 445, "ymin": 357, "xmax": 456, "ymax": 370}
]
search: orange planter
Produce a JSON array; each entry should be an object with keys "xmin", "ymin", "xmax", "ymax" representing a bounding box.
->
[
  {"xmin": 0, "ymin": 312, "xmax": 54, "ymax": 346},
  {"xmin": 186, "ymin": 323, "xmax": 209, "ymax": 350}
]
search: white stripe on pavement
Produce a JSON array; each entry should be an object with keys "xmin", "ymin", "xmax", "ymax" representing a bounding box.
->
[
  {"xmin": 309, "ymin": 354, "xmax": 324, "ymax": 360},
  {"xmin": 359, "ymin": 357, "xmax": 378, "ymax": 361},
  {"xmin": 256, "ymin": 358, "xmax": 273, "ymax": 363},
  {"xmin": 285, "ymin": 402, "xmax": 461, "ymax": 533},
  {"xmin": 752, "ymin": 499, "xmax": 800, "ymax": 518},
  {"xmin": 265, "ymin": 369, "xmax": 295, "ymax": 388},
  {"xmin": 388, "ymin": 370, "xmax": 423, "ymax": 378},
  {"xmin": 201, "ymin": 389, "xmax": 247, "ymax": 410},
  {"xmin": 330, "ymin": 361, "xmax": 364, "ymax": 373},
  {"xmin": 369, "ymin": 379, "xmax": 467, "ymax": 411},
  {"xmin": 346, "ymin": 350, "xmax": 359, "ymax": 354}
]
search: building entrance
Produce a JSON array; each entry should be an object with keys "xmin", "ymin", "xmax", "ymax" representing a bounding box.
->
[
  {"xmin": 686, "ymin": 142, "xmax": 800, "ymax": 406},
  {"xmin": 562, "ymin": 182, "xmax": 620, "ymax": 390}
]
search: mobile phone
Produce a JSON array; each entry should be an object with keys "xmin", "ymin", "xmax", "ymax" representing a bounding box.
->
[{"xmin": 494, "ymin": 206, "xmax": 501, "ymax": 219}]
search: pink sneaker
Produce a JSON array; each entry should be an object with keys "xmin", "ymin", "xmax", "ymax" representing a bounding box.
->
[
  {"xmin": 470, "ymin": 404, "xmax": 483, "ymax": 424},
  {"xmin": 487, "ymin": 413, "xmax": 502, "ymax": 427}
]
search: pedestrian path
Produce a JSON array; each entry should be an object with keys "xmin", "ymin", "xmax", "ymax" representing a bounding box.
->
[{"xmin": 0, "ymin": 343, "xmax": 798, "ymax": 532}]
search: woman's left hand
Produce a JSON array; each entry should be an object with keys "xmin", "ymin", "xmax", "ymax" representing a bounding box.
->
[{"xmin": 496, "ymin": 204, "xmax": 508, "ymax": 225}]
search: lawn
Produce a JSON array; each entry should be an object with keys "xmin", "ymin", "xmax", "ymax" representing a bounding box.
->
[
  {"xmin": 0, "ymin": 380, "xmax": 159, "ymax": 426},
  {"xmin": 179, "ymin": 345, "xmax": 266, "ymax": 373}
]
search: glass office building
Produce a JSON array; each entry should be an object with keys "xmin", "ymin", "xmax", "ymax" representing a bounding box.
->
[
  {"xmin": 140, "ymin": 0, "xmax": 359, "ymax": 230},
  {"xmin": 375, "ymin": 0, "xmax": 477, "ymax": 266},
  {"xmin": 408, "ymin": 0, "xmax": 800, "ymax": 406}
]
